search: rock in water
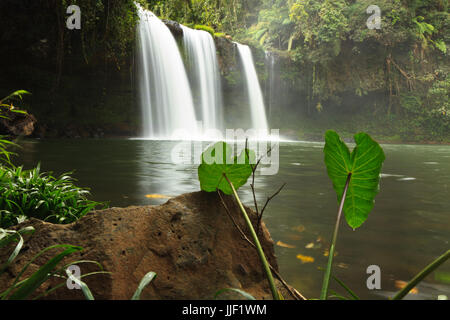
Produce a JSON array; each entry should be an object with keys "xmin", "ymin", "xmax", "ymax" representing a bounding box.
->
[
  {"xmin": 0, "ymin": 110, "xmax": 37, "ymax": 136},
  {"xmin": 0, "ymin": 191, "xmax": 290, "ymax": 300}
]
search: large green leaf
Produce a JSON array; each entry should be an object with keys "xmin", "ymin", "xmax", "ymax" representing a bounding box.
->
[
  {"xmin": 198, "ymin": 142, "xmax": 255, "ymax": 195},
  {"xmin": 324, "ymin": 131, "xmax": 385, "ymax": 228}
]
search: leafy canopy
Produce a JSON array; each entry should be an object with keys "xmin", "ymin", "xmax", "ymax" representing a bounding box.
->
[
  {"xmin": 198, "ymin": 142, "xmax": 255, "ymax": 195},
  {"xmin": 324, "ymin": 130, "xmax": 385, "ymax": 229}
]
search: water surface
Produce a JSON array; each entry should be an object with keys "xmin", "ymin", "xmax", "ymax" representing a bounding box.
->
[{"xmin": 16, "ymin": 139, "xmax": 450, "ymax": 299}]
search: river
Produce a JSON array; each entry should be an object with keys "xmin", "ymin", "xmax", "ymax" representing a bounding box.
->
[{"xmin": 16, "ymin": 139, "xmax": 450, "ymax": 300}]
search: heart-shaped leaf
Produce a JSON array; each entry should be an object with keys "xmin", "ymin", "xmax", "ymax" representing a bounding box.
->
[
  {"xmin": 324, "ymin": 131, "xmax": 385, "ymax": 229},
  {"xmin": 198, "ymin": 142, "xmax": 255, "ymax": 195}
]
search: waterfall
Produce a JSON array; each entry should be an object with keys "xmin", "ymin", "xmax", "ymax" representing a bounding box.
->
[
  {"xmin": 265, "ymin": 51, "xmax": 276, "ymax": 123},
  {"xmin": 235, "ymin": 43, "xmax": 269, "ymax": 135},
  {"xmin": 181, "ymin": 26, "xmax": 223, "ymax": 136},
  {"xmin": 136, "ymin": 6, "xmax": 199, "ymax": 139}
]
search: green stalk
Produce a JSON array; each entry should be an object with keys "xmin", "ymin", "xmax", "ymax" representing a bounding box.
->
[
  {"xmin": 223, "ymin": 174, "xmax": 280, "ymax": 300},
  {"xmin": 320, "ymin": 173, "xmax": 352, "ymax": 300},
  {"xmin": 392, "ymin": 249, "xmax": 450, "ymax": 300}
]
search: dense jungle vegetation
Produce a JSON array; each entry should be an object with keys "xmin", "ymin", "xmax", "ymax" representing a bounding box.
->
[{"xmin": 0, "ymin": 0, "xmax": 448, "ymax": 142}]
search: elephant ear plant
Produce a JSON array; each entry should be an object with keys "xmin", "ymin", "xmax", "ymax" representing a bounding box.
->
[
  {"xmin": 198, "ymin": 141, "xmax": 280, "ymax": 300},
  {"xmin": 321, "ymin": 130, "xmax": 386, "ymax": 300}
]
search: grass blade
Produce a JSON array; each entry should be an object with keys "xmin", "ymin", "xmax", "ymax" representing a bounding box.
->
[
  {"xmin": 215, "ymin": 288, "xmax": 256, "ymax": 300},
  {"xmin": 392, "ymin": 249, "xmax": 450, "ymax": 300},
  {"xmin": 131, "ymin": 271, "xmax": 157, "ymax": 300},
  {"xmin": 65, "ymin": 267, "xmax": 95, "ymax": 300},
  {"xmin": 332, "ymin": 275, "xmax": 360, "ymax": 300},
  {"xmin": 6, "ymin": 245, "xmax": 82, "ymax": 300}
]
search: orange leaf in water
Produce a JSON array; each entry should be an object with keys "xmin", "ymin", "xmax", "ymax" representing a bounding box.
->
[
  {"xmin": 292, "ymin": 225, "xmax": 305, "ymax": 233},
  {"xmin": 323, "ymin": 249, "xmax": 338, "ymax": 257},
  {"xmin": 145, "ymin": 194, "xmax": 171, "ymax": 199},
  {"xmin": 336, "ymin": 262, "xmax": 349, "ymax": 269},
  {"xmin": 287, "ymin": 234, "xmax": 302, "ymax": 241},
  {"xmin": 276, "ymin": 241, "xmax": 296, "ymax": 249},
  {"xmin": 395, "ymin": 280, "xmax": 419, "ymax": 294},
  {"xmin": 296, "ymin": 254, "xmax": 315, "ymax": 264}
]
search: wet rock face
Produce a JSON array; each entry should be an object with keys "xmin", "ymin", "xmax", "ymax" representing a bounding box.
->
[
  {"xmin": 0, "ymin": 110, "xmax": 37, "ymax": 136},
  {"xmin": 162, "ymin": 19, "xmax": 184, "ymax": 38},
  {"xmin": 215, "ymin": 37, "xmax": 238, "ymax": 77},
  {"xmin": 161, "ymin": 19, "xmax": 239, "ymax": 77},
  {"xmin": 0, "ymin": 191, "xmax": 287, "ymax": 300}
]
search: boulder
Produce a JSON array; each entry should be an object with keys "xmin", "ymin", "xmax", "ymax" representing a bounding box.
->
[
  {"xmin": 0, "ymin": 191, "xmax": 293, "ymax": 300},
  {"xmin": 162, "ymin": 19, "xmax": 184, "ymax": 38},
  {"xmin": 0, "ymin": 110, "xmax": 37, "ymax": 136}
]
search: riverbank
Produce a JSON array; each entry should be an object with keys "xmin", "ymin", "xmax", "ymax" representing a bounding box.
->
[{"xmin": 0, "ymin": 191, "xmax": 295, "ymax": 300}]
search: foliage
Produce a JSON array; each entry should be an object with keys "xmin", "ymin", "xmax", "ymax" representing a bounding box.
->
[
  {"xmin": 198, "ymin": 141, "xmax": 279, "ymax": 300},
  {"xmin": 147, "ymin": 0, "xmax": 262, "ymax": 34},
  {"xmin": 0, "ymin": 226, "xmax": 84, "ymax": 300},
  {"xmin": 1, "ymin": 226, "xmax": 155, "ymax": 300},
  {"xmin": 1, "ymin": 226, "xmax": 110, "ymax": 300},
  {"xmin": 215, "ymin": 288, "xmax": 256, "ymax": 300},
  {"xmin": 323, "ymin": 130, "xmax": 385, "ymax": 229},
  {"xmin": 0, "ymin": 164, "xmax": 104, "ymax": 228},
  {"xmin": 0, "ymin": 138, "xmax": 17, "ymax": 167},
  {"xmin": 60, "ymin": 0, "xmax": 145, "ymax": 65},
  {"xmin": 327, "ymin": 249, "xmax": 450, "ymax": 300},
  {"xmin": 392, "ymin": 249, "xmax": 450, "ymax": 300},
  {"xmin": 198, "ymin": 142, "xmax": 255, "ymax": 195},
  {"xmin": 235, "ymin": 0, "xmax": 449, "ymax": 141},
  {"xmin": 194, "ymin": 24, "xmax": 215, "ymax": 36},
  {"xmin": 65, "ymin": 269, "xmax": 157, "ymax": 300},
  {"xmin": 131, "ymin": 271, "xmax": 157, "ymax": 300},
  {"xmin": 321, "ymin": 131, "xmax": 384, "ymax": 300},
  {"xmin": 0, "ymin": 90, "xmax": 29, "ymax": 166},
  {"xmin": 0, "ymin": 90, "xmax": 31, "ymax": 111}
]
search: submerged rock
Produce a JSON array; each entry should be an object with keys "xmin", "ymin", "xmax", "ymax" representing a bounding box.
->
[{"xmin": 0, "ymin": 191, "xmax": 292, "ymax": 300}]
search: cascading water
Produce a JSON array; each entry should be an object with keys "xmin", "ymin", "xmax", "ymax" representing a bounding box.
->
[
  {"xmin": 136, "ymin": 6, "xmax": 199, "ymax": 139},
  {"xmin": 265, "ymin": 51, "xmax": 276, "ymax": 123},
  {"xmin": 181, "ymin": 26, "xmax": 223, "ymax": 135},
  {"xmin": 235, "ymin": 43, "xmax": 269, "ymax": 136}
]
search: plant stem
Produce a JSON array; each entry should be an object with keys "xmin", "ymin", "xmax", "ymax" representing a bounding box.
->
[
  {"xmin": 392, "ymin": 249, "xmax": 450, "ymax": 300},
  {"xmin": 223, "ymin": 174, "xmax": 280, "ymax": 300},
  {"xmin": 320, "ymin": 173, "xmax": 352, "ymax": 300}
]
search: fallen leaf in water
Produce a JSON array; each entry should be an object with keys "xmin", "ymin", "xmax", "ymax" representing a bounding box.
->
[
  {"xmin": 145, "ymin": 194, "xmax": 171, "ymax": 199},
  {"xmin": 316, "ymin": 236, "xmax": 324, "ymax": 242},
  {"xmin": 323, "ymin": 249, "xmax": 338, "ymax": 257},
  {"xmin": 276, "ymin": 241, "xmax": 296, "ymax": 249},
  {"xmin": 292, "ymin": 225, "xmax": 305, "ymax": 233},
  {"xmin": 336, "ymin": 262, "xmax": 349, "ymax": 269},
  {"xmin": 287, "ymin": 234, "xmax": 302, "ymax": 241},
  {"xmin": 395, "ymin": 280, "xmax": 419, "ymax": 294},
  {"xmin": 296, "ymin": 254, "xmax": 315, "ymax": 264},
  {"xmin": 305, "ymin": 243, "xmax": 315, "ymax": 249}
]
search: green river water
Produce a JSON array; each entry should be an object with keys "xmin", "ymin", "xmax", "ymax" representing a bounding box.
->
[{"xmin": 16, "ymin": 139, "xmax": 450, "ymax": 300}]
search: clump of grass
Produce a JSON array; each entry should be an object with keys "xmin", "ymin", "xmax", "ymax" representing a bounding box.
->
[
  {"xmin": 214, "ymin": 32, "xmax": 226, "ymax": 38},
  {"xmin": 0, "ymin": 164, "xmax": 105, "ymax": 228},
  {"xmin": 194, "ymin": 24, "xmax": 215, "ymax": 36}
]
